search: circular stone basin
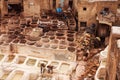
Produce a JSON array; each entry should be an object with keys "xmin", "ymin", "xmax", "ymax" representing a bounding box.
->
[
  {"xmin": 56, "ymin": 33, "xmax": 64, "ymax": 36},
  {"xmin": 13, "ymin": 39, "xmax": 19, "ymax": 43},
  {"xmin": 68, "ymin": 47, "xmax": 75, "ymax": 52},
  {"xmin": 57, "ymin": 30, "xmax": 65, "ymax": 33},
  {"xmin": 8, "ymin": 31, "xmax": 14, "ymax": 34},
  {"xmin": 56, "ymin": 36, "xmax": 66, "ymax": 40},
  {"xmin": 28, "ymin": 36, "xmax": 40, "ymax": 41},
  {"xmin": 44, "ymin": 44, "xmax": 50, "ymax": 48},
  {"xmin": 42, "ymin": 38, "xmax": 49, "ymax": 43},
  {"xmin": 27, "ymin": 41, "xmax": 35, "ymax": 45},
  {"xmin": 51, "ymin": 39, "xmax": 59, "ymax": 44},
  {"xmin": 67, "ymin": 37, "xmax": 74, "ymax": 42},
  {"xmin": 46, "ymin": 31, "xmax": 55, "ymax": 36},
  {"xmin": 49, "ymin": 36, "xmax": 55, "ymax": 40},
  {"xmin": 59, "ymin": 45, "xmax": 66, "ymax": 49},
  {"xmin": 42, "ymin": 36, "xmax": 49, "ymax": 38},
  {"xmin": 60, "ymin": 40, "xmax": 67, "ymax": 45},
  {"xmin": 67, "ymin": 30, "xmax": 75, "ymax": 33},
  {"xmin": 69, "ymin": 42, "xmax": 77, "ymax": 47},
  {"xmin": 51, "ymin": 25, "xmax": 58, "ymax": 30},
  {"xmin": 35, "ymin": 42, "xmax": 42, "ymax": 47},
  {"xmin": 18, "ymin": 34, "xmax": 25, "ymax": 39},
  {"xmin": 20, "ymin": 39, "xmax": 26, "ymax": 44},
  {"xmin": 8, "ymin": 35, "xmax": 17, "ymax": 39},
  {"xmin": 5, "ymin": 39, "xmax": 13, "ymax": 43},
  {"xmin": 67, "ymin": 34, "xmax": 74, "ymax": 37},
  {"xmin": 51, "ymin": 44, "xmax": 58, "ymax": 49},
  {"xmin": 69, "ymin": 23, "xmax": 74, "ymax": 25}
]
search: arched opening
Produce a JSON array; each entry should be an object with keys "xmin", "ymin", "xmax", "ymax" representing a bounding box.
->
[
  {"xmin": 69, "ymin": 0, "xmax": 73, "ymax": 8},
  {"xmin": 8, "ymin": 0, "xmax": 23, "ymax": 15},
  {"xmin": 97, "ymin": 23, "xmax": 111, "ymax": 46}
]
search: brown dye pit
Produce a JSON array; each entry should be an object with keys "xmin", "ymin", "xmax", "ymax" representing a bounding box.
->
[
  {"xmin": 51, "ymin": 45, "xmax": 58, "ymax": 49},
  {"xmin": 57, "ymin": 30, "xmax": 65, "ymax": 33},
  {"xmin": 42, "ymin": 36, "xmax": 49, "ymax": 38},
  {"xmin": 56, "ymin": 36, "xmax": 66, "ymax": 40},
  {"xmin": 59, "ymin": 45, "xmax": 66, "ymax": 49},
  {"xmin": 60, "ymin": 40, "xmax": 67, "ymax": 45},
  {"xmin": 67, "ymin": 34, "xmax": 74, "ymax": 37},
  {"xmin": 68, "ymin": 47, "xmax": 75, "ymax": 52},
  {"xmin": 56, "ymin": 33, "xmax": 64, "ymax": 36},
  {"xmin": 67, "ymin": 37, "xmax": 74, "ymax": 42},
  {"xmin": 13, "ymin": 39, "xmax": 19, "ymax": 43},
  {"xmin": 67, "ymin": 30, "xmax": 75, "ymax": 33},
  {"xmin": 35, "ymin": 42, "xmax": 43, "ymax": 47},
  {"xmin": 6, "ymin": 39, "xmax": 13, "ymax": 43},
  {"xmin": 27, "ymin": 41, "xmax": 35, "ymax": 45},
  {"xmin": 49, "ymin": 36, "xmax": 55, "ymax": 40},
  {"xmin": 44, "ymin": 44, "xmax": 50, "ymax": 48},
  {"xmin": 69, "ymin": 42, "xmax": 77, "ymax": 47},
  {"xmin": 8, "ymin": 35, "xmax": 17, "ymax": 39},
  {"xmin": 51, "ymin": 39, "xmax": 59, "ymax": 44},
  {"xmin": 46, "ymin": 31, "xmax": 55, "ymax": 36},
  {"xmin": 42, "ymin": 38, "xmax": 49, "ymax": 43}
]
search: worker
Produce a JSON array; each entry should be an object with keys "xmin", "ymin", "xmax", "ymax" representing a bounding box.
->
[
  {"xmin": 40, "ymin": 63, "xmax": 46, "ymax": 74},
  {"xmin": 47, "ymin": 65, "xmax": 54, "ymax": 74}
]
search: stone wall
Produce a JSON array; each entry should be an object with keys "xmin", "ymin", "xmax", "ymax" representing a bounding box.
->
[
  {"xmin": 1, "ymin": 0, "xmax": 8, "ymax": 17},
  {"xmin": 73, "ymin": 1, "xmax": 118, "ymax": 31},
  {"xmin": 77, "ymin": 2, "xmax": 97, "ymax": 30},
  {"xmin": 23, "ymin": 0, "xmax": 40, "ymax": 17}
]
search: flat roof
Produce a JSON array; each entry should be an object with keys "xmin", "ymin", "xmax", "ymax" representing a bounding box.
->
[{"xmin": 112, "ymin": 26, "xmax": 120, "ymax": 35}]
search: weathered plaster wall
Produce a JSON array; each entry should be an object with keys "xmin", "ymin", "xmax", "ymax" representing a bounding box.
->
[{"xmin": 23, "ymin": 0, "xmax": 40, "ymax": 17}]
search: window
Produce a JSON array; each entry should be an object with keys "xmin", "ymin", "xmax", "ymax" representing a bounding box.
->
[
  {"xmin": 69, "ymin": 0, "xmax": 73, "ymax": 8},
  {"xmin": 83, "ymin": 7, "xmax": 87, "ymax": 11},
  {"xmin": 103, "ymin": 7, "xmax": 109, "ymax": 12},
  {"xmin": 80, "ymin": 22, "xmax": 87, "ymax": 27}
]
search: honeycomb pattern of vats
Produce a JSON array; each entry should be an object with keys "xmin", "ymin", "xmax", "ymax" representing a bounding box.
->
[
  {"xmin": 0, "ymin": 29, "xmax": 77, "ymax": 54},
  {"xmin": 27, "ymin": 30, "xmax": 77, "ymax": 53},
  {"xmin": 0, "ymin": 53, "xmax": 76, "ymax": 80}
]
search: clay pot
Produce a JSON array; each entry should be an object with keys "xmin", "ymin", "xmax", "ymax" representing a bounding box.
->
[{"xmin": 56, "ymin": 32, "xmax": 64, "ymax": 36}]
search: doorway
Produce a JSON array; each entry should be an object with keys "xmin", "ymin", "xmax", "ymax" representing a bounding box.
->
[
  {"xmin": 69, "ymin": 0, "xmax": 73, "ymax": 8},
  {"xmin": 8, "ymin": 3, "xmax": 23, "ymax": 14}
]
